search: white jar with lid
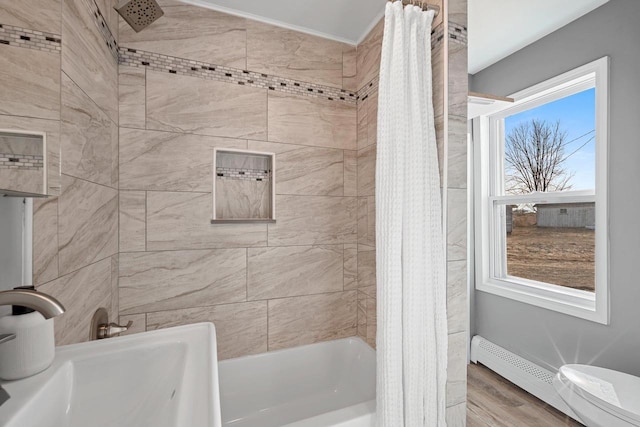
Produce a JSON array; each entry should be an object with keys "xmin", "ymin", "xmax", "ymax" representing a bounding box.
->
[{"xmin": 0, "ymin": 286, "xmax": 55, "ymax": 381}]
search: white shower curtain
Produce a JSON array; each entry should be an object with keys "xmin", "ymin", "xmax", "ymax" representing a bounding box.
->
[{"xmin": 376, "ymin": 2, "xmax": 447, "ymax": 426}]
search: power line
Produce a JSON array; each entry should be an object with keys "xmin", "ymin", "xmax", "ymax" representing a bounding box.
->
[
  {"xmin": 561, "ymin": 129, "xmax": 595, "ymax": 148},
  {"xmin": 564, "ymin": 136, "xmax": 595, "ymax": 160}
]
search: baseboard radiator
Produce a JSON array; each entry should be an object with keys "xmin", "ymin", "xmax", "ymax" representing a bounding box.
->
[{"xmin": 470, "ymin": 335, "xmax": 578, "ymax": 419}]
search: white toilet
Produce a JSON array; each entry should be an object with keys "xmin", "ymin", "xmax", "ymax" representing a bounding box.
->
[{"xmin": 553, "ymin": 364, "xmax": 640, "ymax": 427}]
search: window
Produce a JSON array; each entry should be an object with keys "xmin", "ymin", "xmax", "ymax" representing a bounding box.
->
[{"xmin": 473, "ymin": 57, "xmax": 609, "ymax": 324}]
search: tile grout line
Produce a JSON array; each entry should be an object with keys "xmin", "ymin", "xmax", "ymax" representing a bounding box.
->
[
  {"xmin": 245, "ymin": 247, "xmax": 248, "ymax": 301},
  {"xmin": 61, "ymin": 69, "xmax": 118, "ymax": 128}
]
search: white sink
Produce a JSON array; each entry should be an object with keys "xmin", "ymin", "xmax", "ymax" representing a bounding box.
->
[{"xmin": 0, "ymin": 323, "xmax": 221, "ymax": 427}]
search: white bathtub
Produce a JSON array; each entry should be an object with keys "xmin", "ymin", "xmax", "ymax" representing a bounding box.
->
[{"xmin": 219, "ymin": 337, "xmax": 376, "ymax": 427}]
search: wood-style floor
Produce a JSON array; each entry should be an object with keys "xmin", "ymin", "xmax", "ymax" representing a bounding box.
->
[{"xmin": 467, "ymin": 363, "xmax": 584, "ymax": 427}]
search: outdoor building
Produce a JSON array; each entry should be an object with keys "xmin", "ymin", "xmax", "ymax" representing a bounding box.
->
[{"xmin": 535, "ymin": 202, "xmax": 595, "ymax": 228}]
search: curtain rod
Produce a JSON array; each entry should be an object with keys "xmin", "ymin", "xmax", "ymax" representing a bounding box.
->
[{"xmin": 387, "ymin": 0, "xmax": 441, "ymax": 16}]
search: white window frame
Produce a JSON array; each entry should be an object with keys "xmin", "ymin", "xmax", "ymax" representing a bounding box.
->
[{"xmin": 474, "ymin": 57, "xmax": 610, "ymax": 324}]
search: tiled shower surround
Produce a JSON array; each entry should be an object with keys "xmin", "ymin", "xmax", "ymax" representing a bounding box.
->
[
  {"xmin": 115, "ymin": 2, "xmax": 363, "ymax": 358},
  {"xmin": 1, "ymin": 0, "xmax": 467, "ymax": 423},
  {"xmin": 0, "ymin": 0, "xmax": 120, "ymax": 346}
]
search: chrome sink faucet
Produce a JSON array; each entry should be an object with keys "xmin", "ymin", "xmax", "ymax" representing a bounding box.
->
[{"xmin": 0, "ymin": 289, "xmax": 65, "ymax": 406}]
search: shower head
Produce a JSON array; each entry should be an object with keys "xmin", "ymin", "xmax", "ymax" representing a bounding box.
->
[{"xmin": 115, "ymin": 0, "xmax": 164, "ymax": 33}]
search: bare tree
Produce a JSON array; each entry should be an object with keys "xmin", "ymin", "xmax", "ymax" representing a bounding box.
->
[{"xmin": 505, "ymin": 119, "xmax": 574, "ymax": 194}]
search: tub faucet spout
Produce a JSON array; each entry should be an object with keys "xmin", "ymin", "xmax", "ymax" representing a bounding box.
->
[{"xmin": 0, "ymin": 289, "xmax": 65, "ymax": 319}]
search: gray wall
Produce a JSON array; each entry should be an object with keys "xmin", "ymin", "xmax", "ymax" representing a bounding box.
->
[
  {"xmin": 0, "ymin": 197, "xmax": 32, "ymax": 315},
  {"xmin": 470, "ymin": 0, "xmax": 640, "ymax": 374},
  {"xmin": 0, "ymin": 197, "xmax": 25, "ymax": 290}
]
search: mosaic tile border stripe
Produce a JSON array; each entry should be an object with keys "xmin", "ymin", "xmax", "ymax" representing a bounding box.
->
[
  {"xmin": 0, "ymin": 153, "xmax": 44, "ymax": 170},
  {"xmin": 431, "ymin": 22, "xmax": 468, "ymax": 47},
  {"xmin": 216, "ymin": 167, "xmax": 271, "ymax": 182},
  {"xmin": 119, "ymin": 47, "xmax": 358, "ymax": 105},
  {"xmin": 358, "ymin": 76, "xmax": 379, "ymax": 102},
  {"xmin": 82, "ymin": 0, "xmax": 119, "ymax": 61},
  {"xmin": 449, "ymin": 22, "xmax": 468, "ymax": 46},
  {"xmin": 432, "ymin": 23, "xmax": 446, "ymax": 48},
  {"xmin": 0, "ymin": 24, "xmax": 61, "ymax": 54}
]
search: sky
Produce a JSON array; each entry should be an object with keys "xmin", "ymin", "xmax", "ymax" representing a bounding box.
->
[{"xmin": 504, "ymin": 88, "xmax": 596, "ymax": 191}]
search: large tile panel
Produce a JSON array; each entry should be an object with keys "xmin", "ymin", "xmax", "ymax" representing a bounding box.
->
[
  {"xmin": 357, "ymin": 249, "xmax": 376, "ymax": 289},
  {"xmin": 447, "ymin": 331, "xmax": 468, "ymax": 408},
  {"xmin": 356, "ymin": 19, "xmax": 383, "ymax": 90},
  {"xmin": 118, "ymin": 66, "xmax": 146, "ymax": 129},
  {"xmin": 344, "ymin": 243, "xmax": 358, "ymax": 290},
  {"xmin": 447, "ymin": 188, "xmax": 467, "ymax": 261},
  {"xmin": 447, "ymin": 260, "xmax": 467, "ymax": 335},
  {"xmin": 357, "ymin": 143, "xmax": 376, "ymax": 197},
  {"xmin": 0, "ymin": 0, "xmax": 61, "ymax": 33},
  {"xmin": 445, "ymin": 402, "xmax": 467, "ymax": 427},
  {"xmin": 342, "ymin": 44, "xmax": 357, "ymax": 92},
  {"xmin": 448, "ymin": 115, "xmax": 468, "ymax": 189},
  {"xmin": 0, "ymin": 44, "xmax": 60, "ymax": 120},
  {"xmin": 38, "ymin": 258, "xmax": 113, "ymax": 345},
  {"xmin": 146, "ymin": 302, "xmax": 268, "ymax": 360},
  {"xmin": 32, "ymin": 197, "xmax": 59, "ymax": 285},
  {"xmin": 58, "ymin": 174, "xmax": 118, "ymax": 275},
  {"xmin": 268, "ymin": 195, "xmax": 357, "ymax": 246},
  {"xmin": 110, "ymin": 254, "xmax": 118, "ymax": 320},
  {"xmin": 119, "ymin": 190, "xmax": 146, "ymax": 252},
  {"xmin": 449, "ymin": 42, "xmax": 468, "ymax": 119},
  {"xmin": 247, "ymin": 245, "xmax": 343, "ymax": 300},
  {"xmin": 61, "ymin": 74, "xmax": 118, "ymax": 187},
  {"xmin": 267, "ymin": 91, "xmax": 356, "ymax": 150},
  {"xmin": 365, "ymin": 291, "xmax": 377, "ymax": 348},
  {"xmin": 268, "ymin": 291, "xmax": 357, "ymax": 350},
  {"xmin": 357, "ymin": 95, "xmax": 368, "ymax": 150},
  {"xmin": 119, "ymin": 248, "xmax": 247, "ymax": 315},
  {"xmin": 344, "ymin": 150, "xmax": 357, "ymax": 197},
  {"xmin": 366, "ymin": 91, "xmax": 378, "ymax": 147},
  {"xmin": 119, "ymin": 6, "xmax": 247, "ymax": 69},
  {"xmin": 146, "ymin": 71, "xmax": 267, "ymax": 139},
  {"xmin": 146, "ymin": 191, "xmax": 267, "ymax": 250},
  {"xmin": 357, "ymin": 198, "xmax": 368, "ymax": 245},
  {"xmin": 247, "ymin": 21, "xmax": 343, "ymax": 88},
  {"xmin": 62, "ymin": 0, "xmax": 118, "ymax": 122},
  {"xmin": 216, "ymin": 179, "xmax": 271, "ymax": 220},
  {"xmin": 449, "ymin": 0, "xmax": 467, "ymax": 27},
  {"xmin": 248, "ymin": 140, "xmax": 344, "ymax": 196},
  {"xmin": 120, "ymin": 127, "xmax": 246, "ymax": 191}
]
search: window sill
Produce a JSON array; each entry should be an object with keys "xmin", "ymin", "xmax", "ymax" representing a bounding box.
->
[{"xmin": 477, "ymin": 278, "xmax": 609, "ymax": 325}]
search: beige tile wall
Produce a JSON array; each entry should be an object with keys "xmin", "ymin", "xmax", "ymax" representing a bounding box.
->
[
  {"xmin": 117, "ymin": 4, "xmax": 358, "ymax": 360},
  {"xmin": 0, "ymin": 0, "xmax": 120, "ymax": 345},
  {"xmin": 446, "ymin": 2, "xmax": 469, "ymax": 423},
  {"xmin": 3, "ymin": 6, "xmax": 467, "ymax": 411},
  {"xmin": 354, "ymin": 2, "xmax": 468, "ymax": 424}
]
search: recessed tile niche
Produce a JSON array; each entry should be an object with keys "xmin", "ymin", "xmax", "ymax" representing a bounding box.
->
[
  {"xmin": 212, "ymin": 148, "xmax": 275, "ymax": 223},
  {"xmin": 0, "ymin": 129, "xmax": 48, "ymax": 197}
]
